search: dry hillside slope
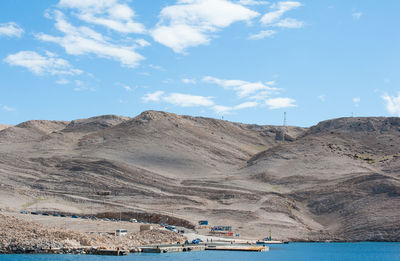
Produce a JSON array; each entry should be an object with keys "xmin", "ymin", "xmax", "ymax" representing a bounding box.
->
[
  {"xmin": 0, "ymin": 112, "xmax": 398, "ymax": 241},
  {"xmin": 0, "ymin": 124, "xmax": 11, "ymax": 131}
]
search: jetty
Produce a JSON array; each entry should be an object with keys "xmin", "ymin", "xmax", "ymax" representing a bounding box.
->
[
  {"xmin": 256, "ymin": 240, "xmax": 288, "ymax": 244},
  {"xmin": 206, "ymin": 244, "xmax": 269, "ymax": 252},
  {"xmin": 137, "ymin": 243, "xmax": 269, "ymax": 253},
  {"xmin": 141, "ymin": 245, "xmax": 206, "ymax": 253},
  {"xmin": 10, "ymin": 242, "xmax": 271, "ymax": 255},
  {"xmin": 96, "ymin": 249, "xmax": 129, "ymax": 256}
]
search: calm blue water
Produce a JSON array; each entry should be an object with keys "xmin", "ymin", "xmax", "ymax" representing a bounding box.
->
[{"xmin": 0, "ymin": 243, "xmax": 399, "ymax": 261}]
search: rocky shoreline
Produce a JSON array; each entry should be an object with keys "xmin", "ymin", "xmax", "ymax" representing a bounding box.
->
[{"xmin": 0, "ymin": 214, "xmax": 185, "ymax": 254}]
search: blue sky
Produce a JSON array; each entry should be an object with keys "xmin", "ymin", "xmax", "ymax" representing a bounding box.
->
[{"xmin": 0, "ymin": 0, "xmax": 399, "ymax": 127}]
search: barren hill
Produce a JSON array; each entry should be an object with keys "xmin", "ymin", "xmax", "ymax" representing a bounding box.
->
[
  {"xmin": 0, "ymin": 124, "xmax": 11, "ymax": 131},
  {"xmin": 0, "ymin": 112, "xmax": 398, "ymax": 241}
]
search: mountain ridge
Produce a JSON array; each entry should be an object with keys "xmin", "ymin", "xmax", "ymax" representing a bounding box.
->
[{"xmin": 0, "ymin": 111, "xmax": 398, "ymax": 241}]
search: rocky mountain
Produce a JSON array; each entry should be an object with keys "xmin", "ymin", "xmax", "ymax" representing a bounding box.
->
[
  {"xmin": 0, "ymin": 124, "xmax": 11, "ymax": 131},
  {"xmin": 0, "ymin": 111, "xmax": 398, "ymax": 241}
]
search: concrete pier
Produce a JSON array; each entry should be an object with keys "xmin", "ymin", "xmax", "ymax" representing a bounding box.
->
[
  {"xmin": 95, "ymin": 249, "xmax": 129, "ymax": 256},
  {"xmin": 139, "ymin": 244, "xmax": 269, "ymax": 253},
  {"xmin": 256, "ymin": 240, "xmax": 288, "ymax": 244},
  {"xmin": 42, "ymin": 243, "xmax": 271, "ymax": 255},
  {"xmin": 141, "ymin": 245, "xmax": 206, "ymax": 253},
  {"xmin": 206, "ymin": 245, "xmax": 269, "ymax": 252}
]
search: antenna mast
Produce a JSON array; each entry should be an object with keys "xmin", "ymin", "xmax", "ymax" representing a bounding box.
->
[
  {"xmin": 283, "ymin": 112, "xmax": 287, "ymax": 127},
  {"xmin": 282, "ymin": 112, "xmax": 287, "ymax": 142}
]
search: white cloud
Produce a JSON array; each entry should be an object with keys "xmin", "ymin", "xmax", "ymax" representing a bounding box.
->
[
  {"xmin": 72, "ymin": 80, "xmax": 95, "ymax": 92},
  {"xmin": 0, "ymin": 22, "xmax": 24, "ymax": 38},
  {"xmin": 352, "ymin": 12, "xmax": 362, "ymax": 20},
  {"xmin": 248, "ymin": 29, "xmax": 276, "ymax": 40},
  {"xmin": 238, "ymin": 0, "xmax": 269, "ymax": 5},
  {"xmin": 265, "ymin": 80, "xmax": 276, "ymax": 85},
  {"xmin": 236, "ymin": 101, "xmax": 258, "ymax": 109},
  {"xmin": 2, "ymin": 105, "xmax": 16, "ymax": 112},
  {"xmin": 265, "ymin": 97, "xmax": 296, "ymax": 109},
  {"xmin": 382, "ymin": 93, "xmax": 400, "ymax": 116},
  {"xmin": 249, "ymin": 90, "xmax": 271, "ymax": 100},
  {"xmin": 138, "ymin": 71, "xmax": 150, "ymax": 76},
  {"xmin": 149, "ymin": 64, "xmax": 165, "ymax": 71},
  {"xmin": 58, "ymin": 0, "xmax": 146, "ymax": 34},
  {"xmin": 213, "ymin": 101, "xmax": 258, "ymax": 115},
  {"xmin": 151, "ymin": 24, "xmax": 210, "ymax": 53},
  {"xmin": 318, "ymin": 94, "xmax": 326, "ymax": 101},
  {"xmin": 163, "ymin": 93, "xmax": 214, "ymax": 107},
  {"xmin": 122, "ymin": 85, "xmax": 133, "ymax": 91},
  {"xmin": 56, "ymin": 78, "xmax": 70, "ymax": 85},
  {"xmin": 36, "ymin": 10, "xmax": 144, "ymax": 68},
  {"xmin": 163, "ymin": 78, "xmax": 174, "ymax": 84},
  {"xmin": 142, "ymin": 91, "xmax": 165, "ymax": 102},
  {"xmin": 353, "ymin": 97, "xmax": 360, "ymax": 107},
  {"xmin": 135, "ymin": 39, "xmax": 151, "ymax": 47},
  {"xmin": 261, "ymin": 1, "xmax": 302, "ymax": 25},
  {"xmin": 273, "ymin": 17, "xmax": 303, "ymax": 28},
  {"xmin": 142, "ymin": 90, "xmax": 214, "ymax": 108},
  {"xmin": 212, "ymin": 105, "xmax": 232, "ymax": 115},
  {"xmin": 116, "ymin": 82, "xmax": 134, "ymax": 92},
  {"xmin": 203, "ymin": 76, "xmax": 278, "ymax": 98},
  {"xmin": 4, "ymin": 50, "xmax": 82, "ymax": 76},
  {"xmin": 74, "ymin": 80, "xmax": 84, "ymax": 90},
  {"xmin": 151, "ymin": 0, "xmax": 259, "ymax": 53},
  {"xmin": 182, "ymin": 78, "xmax": 196, "ymax": 84}
]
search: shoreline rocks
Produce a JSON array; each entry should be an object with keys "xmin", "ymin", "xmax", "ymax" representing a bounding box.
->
[{"xmin": 0, "ymin": 214, "xmax": 185, "ymax": 254}]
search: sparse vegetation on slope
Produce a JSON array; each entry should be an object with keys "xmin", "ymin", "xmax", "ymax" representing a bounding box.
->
[{"xmin": 0, "ymin": 112, "xmax": 399, "ymax": 241}]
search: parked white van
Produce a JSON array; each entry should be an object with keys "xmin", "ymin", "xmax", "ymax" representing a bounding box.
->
[{"xmin": 115, "ymin": 229, "xmax": 127, "ymax": 236}]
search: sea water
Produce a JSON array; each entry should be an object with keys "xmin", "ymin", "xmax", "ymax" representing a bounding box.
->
[{"xmin": 0, "ymin": 242, "xmax": 399, "ymax": 261}]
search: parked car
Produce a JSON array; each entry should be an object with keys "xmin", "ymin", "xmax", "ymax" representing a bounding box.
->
[
  {"xmin": 53, "ymin": 213, "xmax": 59, "ymax": 217},
  {"xmin": 166, "ymin": 226, "xmax": 178, "ymax": 232},
  {"xmin": 191, "ymin": 239, "xmax": 200, "ymax": 244},
  {"xmin": 198, "ymin": 220, "xmax": 208, "ymax": 226},
  {"xmin": 31, "ymin": 212, "xmax": 38, "ymax": 215},
  {"xmin": 81, "ymin": 216, "xmax": 89, "ymax": 219},
  {"xmin": 20, "ymin": 210, "xmax": 27, "ymax": 214},
  {"xmin": 42, "ymin": 213, "xmax": 49, "ymax": 216},
  {"xmin": 71, "ymin": 215, "xmax": 79, "ymax": 218},
  {"xmin": 60, "ymin": 214, "xmax": 67, "ymax": 217},
  {"xmin": 115, "ymin": 229, "xmax": 128, "ymax": 236}
]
